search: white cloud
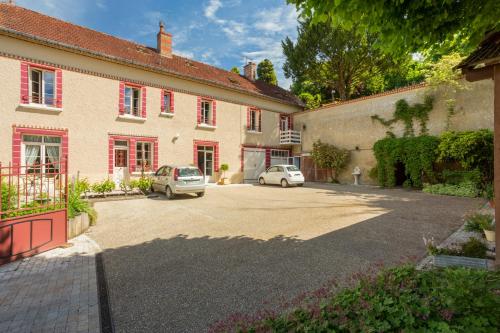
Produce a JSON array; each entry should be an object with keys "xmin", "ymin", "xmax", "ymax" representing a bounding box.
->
[
  {"xmin": 254, "ymin": 6, "xmax": 298, "ymax": 34},
  {"xmin": 175, "ymin": 49, "xmax": 195, "ymax": 59}
]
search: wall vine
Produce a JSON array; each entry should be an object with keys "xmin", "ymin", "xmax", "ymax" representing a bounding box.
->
[{"xmin": 371, "ymin": 95, "xmax": 434, "ymax": 137}]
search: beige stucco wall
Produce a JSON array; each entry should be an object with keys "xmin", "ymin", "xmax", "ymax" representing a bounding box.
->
[
  {"xmin": 294, "ymin": 80, "xmax": 494, "ymax": 184},
  {"xmin": 0, "ymin": 35, "xmax": 301, "ymax": 183}
]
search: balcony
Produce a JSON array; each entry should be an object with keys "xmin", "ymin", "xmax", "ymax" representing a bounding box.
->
[{"xmin": 280, "ymin": 130, "xmax": 301, "ymax": 145}]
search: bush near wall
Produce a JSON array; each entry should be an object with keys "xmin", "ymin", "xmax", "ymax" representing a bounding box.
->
[
  {"xmin": 212, "ymin": 266, "xmax": 500, "ymax": 332},
  {"xmin": 373, "ymin": 136, "xmax": 440, "ymax": 187}
]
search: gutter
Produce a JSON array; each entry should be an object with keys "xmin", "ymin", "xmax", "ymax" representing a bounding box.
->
[{"xmin": 0, "ymin": 27, "xmax": 304, "ymax": 109}]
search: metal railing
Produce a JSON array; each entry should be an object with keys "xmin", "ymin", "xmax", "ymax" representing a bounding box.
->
[
  {"xmin": 280, "ymin": 130, "xmax": 301, "ymax": 145},
  {"xmin": 23, "ymin": 94, "xmax": 58, "ymax": 107},
  {"xmin": 0, "ymin": 159, "xmax": 68, "ymax": 219}
]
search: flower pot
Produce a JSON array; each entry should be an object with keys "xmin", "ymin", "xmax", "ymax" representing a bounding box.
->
[
  {"xmin": 218, "ymin": 178, "xmax": 230, "ymax": 185},
  {"xmin": 483, "ymin": 229, "xmax": 495, "ymax": 242}
]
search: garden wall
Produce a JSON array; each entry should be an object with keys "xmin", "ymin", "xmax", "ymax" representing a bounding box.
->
[{"xmin": 293, "ymin": 80, "xmax": 494, "ymax": 184}]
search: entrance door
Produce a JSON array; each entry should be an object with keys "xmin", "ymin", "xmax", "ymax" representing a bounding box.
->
[
  {"xmin": 243, "ymin": 148, "xmax": 266, "ymax": 182},
  {"xmin": 113, "ymin": 140, "xmax": 128, "ymax": 187},
  {"xmin": 197, "ymin": 146, "xmax": 214, "ymax": 183}
]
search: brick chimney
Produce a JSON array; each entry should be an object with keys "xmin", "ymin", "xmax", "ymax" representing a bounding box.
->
[
  {"xmin": 157, "ymin": 21, "xmax": 172, "ymax": 58},
  {"xmin": 243, "ymin": 62, "xmax": 256, "ymax": 81}
]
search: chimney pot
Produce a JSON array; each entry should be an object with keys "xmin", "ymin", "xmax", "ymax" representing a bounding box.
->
[
  {"xmin": 157, "ymin": 21, "xmax": 172, "ymax": 58},
  {"xmin": 243, "ymin": 62, "xmax": 256, "ymax": 81}
]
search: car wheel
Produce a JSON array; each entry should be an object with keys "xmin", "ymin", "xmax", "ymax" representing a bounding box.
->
[
  {"xmin": 150, "ymin": 184, "xmax": 155, "ymax": 193},
  {"xmin": 165, "ymin": 186, "xmax": 175, "ymax": 199},
  {"xmin": 281, "ymin": 179, "xmax": 288, "ymax": 188},
  {"xmin": 259, "ymin": 177, "xmax": 265, "ymax": 185},
  {"xmin": 197, "ymin": 192, "xmax": 205, "ymax": 197}
]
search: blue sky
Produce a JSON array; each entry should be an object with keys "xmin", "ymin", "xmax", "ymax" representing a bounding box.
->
[{"xmin": 17, "ymin": 0, "xmax": 299, "ymax": 88}]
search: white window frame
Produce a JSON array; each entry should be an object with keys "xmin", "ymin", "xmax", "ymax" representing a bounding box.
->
[
  {"xmin": 124, "ymin": 86, "xmax": 141, "ymax": 117},
  {"xmin": 21, "ymin": 135, "xmax": 62, "ymax": 173},
  {"xmin": 271, "ymin": 149, "xmax": 289, "ymax": 158},
  {"xmin": 29, "ymin": 67, "xmax": 56, "ymax": 106},
  {"xmin": 200, "ymin": 100, "xmax": 212, "ymax": 125},
  {"xmin": 249, "ymin": 109, "xmax": 261, "ymax": 132},
  {"xmin": 136, "ymin": 141, "xmax": 153, "ymax": 171}
]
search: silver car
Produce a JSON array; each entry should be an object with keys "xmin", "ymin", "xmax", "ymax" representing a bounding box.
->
[{"xmin": 151, "ymin": 165, "xmax": 206, "ymax": 199}]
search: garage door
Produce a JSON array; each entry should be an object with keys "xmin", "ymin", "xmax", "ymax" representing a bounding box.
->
[
  {"xmin": 243, "ymin": 148, "xmax": 266, "ymax": 182},
  {"xmin": 270, "ymin": 149, "xmax": 289, "ymax": 166}
]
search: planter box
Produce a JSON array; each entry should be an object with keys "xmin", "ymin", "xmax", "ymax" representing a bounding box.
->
[
  {"xmin": 433, "ymin": 255, "xmax": 488, "ymax": 269},
  {"xmin": 68, "ymin": 212, "xmax": 90, "ymax": 239}
]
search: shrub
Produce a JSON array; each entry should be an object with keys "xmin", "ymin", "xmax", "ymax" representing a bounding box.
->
[
  {"xmin": 442, "ymin": 169, "xmax": 482, "ymax": 186},
  {"xmin": 91, "ymin": 179, "xmax": 115, "ymax": 196},
  {"xmin": 427, "ymin": 238, "xmax": 488, "ymax": 259},
  {"xmin": 68, "ymin": 181, "xmax": 98, "ymax": 225},
  {"xmin": 484, "ymin": 182, "xmax": 494, "ymax": 201},
  {"xmin": 133, "ymin": 177, "xmax": 153, "ymax": 194},
  {"xmin": 119, "ymin": 181, "xmax": 135, "ymax": 196},
  {"xmin": 1, "ymin": 182, "xmax": 17, "ymax": 214},
  {"xmin": 465, "ymin": 213, "xmax": 494, "ymax": 232},
  {"xmin": 437, "ymin": 129, "xmax": 493, "ymax": 183},
  {"xmin": 478, "ymin": 216, "xmax": 495, "ymax": 232},
  {"xmin": 212, "ymin": 265, "xmax": 500, "ymax": 332},
  {"xmin": 422, "ymin": 181, "xmax": 480, "ymax": 198},
  {"xmin": 311, "ymin": 140, "xmax": 350, "ymax": 182},
  {"xmin": 373, "ymin": 135, "xmax": 439, "ymax": 187},
  {"xmin": 75, "ymin": 178, "xmax": 91, "ymax": 197},
  {"xmin": 368, "ymin": 165, "xmax": 378, "ymax": 181}
]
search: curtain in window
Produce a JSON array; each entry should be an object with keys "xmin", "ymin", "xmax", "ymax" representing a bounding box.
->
[
  {"xmin": 45, "ymin": 146, "xmax": 60, "ymax": 164},
  {"xmin": 24, "ymin": 145, "xmax": 40, "ymax": 166}
]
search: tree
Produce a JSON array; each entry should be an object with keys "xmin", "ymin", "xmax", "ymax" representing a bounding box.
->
[
  {"xmin": 311, "ymin": 140, "xmax": 350, "ymax": 182},
  {"xmin": 287, "ymin": 0, "xmax": 500, "ymax": 56},
  {"xmin": 256, "ymin": 59, "xmax": 278, "ymax": 85},
  {"xmin": 283, "ymin": 19, "xmax": 404, "ymax": 101},
  {"xmin": 230, "ymin": 66, "xmax": 240, "ymax": 74}
]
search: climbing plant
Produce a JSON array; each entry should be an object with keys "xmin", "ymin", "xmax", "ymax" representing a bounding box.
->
[
  {"xmin": 371, "ymin": 95, "xmax": 434, "ymax": 137},
  {"xmin": 373, "ymin": 135, "xmax": 440, "ymax": 187},
  {"xmin": 311, "ymin": 140, "xmax": 350, "ymax": 182}
]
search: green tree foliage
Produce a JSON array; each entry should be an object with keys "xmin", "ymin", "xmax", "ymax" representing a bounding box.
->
[
  {"xmin": 298, "ymin": 92, "xmax": 321, "ymax": 109},
  {"xmin": 230, "ymin": 66, "xmax": 240, "ymax": 74},
  {"xmin": 311, "ymin": 140, "xmax": 350, "ymax": 182},
  {"xmin": 288, "ymin": 0, "xmax": 500, "ymax": 56},
  {"xmin": 437, "ymin": 130, "xmax": 494, "ymax": 182},
  {"xmin": 282, "ymin": 19, "xmax": 417, "ymax": 101},
  {"xmin": 373, "ymin": 136, "xmax": 440, "ymax": 187},
  {"xmin": 256, "ymin": 59, "xmax": 278, "ymax": 85}
]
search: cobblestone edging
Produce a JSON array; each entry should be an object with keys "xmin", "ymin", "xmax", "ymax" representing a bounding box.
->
[{"xmin": 0, "ymin": 235, "xmax": 101, "ymax": 333}]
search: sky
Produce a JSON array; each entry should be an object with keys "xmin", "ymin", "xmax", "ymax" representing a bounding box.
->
[{"xmin": 16, "ymin": 0, "xmax": 300, "ymax": 88}]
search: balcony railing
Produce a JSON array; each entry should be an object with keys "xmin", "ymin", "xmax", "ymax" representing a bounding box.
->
[{"xmin": 280, "ymin": 130, "xmax": 301, "ymax": 145}]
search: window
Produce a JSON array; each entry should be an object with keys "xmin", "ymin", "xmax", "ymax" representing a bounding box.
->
[
  {"xmin": 286, "ymin": 166, "xmax": 300, "ymax": 172},
  {"xmin": 201, "ymin": 100, "xmax": 212, "ymax": 125},
  {"xmin": 248, "ymin": 109, "xmax": 261, "ymax": 132},
  {"xmin": 280, "ymin": 115, "xmax": 291, "ymax": 131},
  {"xmin": 136, "ymin": 142, "xmax": 152, "ymax": 171},
  {"xmin": 30, "ymin": 68, "xmax": 55, "ymax": 106},
  {"xmin": 268, "ymin": 166, "xmax": 278, "ymax": 172},
  {"xmin": 22, "ymin": 135, "xmax": 61, "ymax": 173},
  {"xmin": 124, "ymin": 86, "xmax": 141, "ymax": 117},
  {"xmin": 271, "ymin": 150, "xmax": 289, "ymax": 158},
  {"xmin": 162, "ymin": 91, "xmax": 173, "ymax": 114}
]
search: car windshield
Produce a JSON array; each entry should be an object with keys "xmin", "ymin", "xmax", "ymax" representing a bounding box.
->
[
  {"xmin": 178, "ymin": 168, "xmax": 201, "ymax": 177},
  {"xmin": 286, "ymin": 166, "xmax": 299, "ymax": 172}
]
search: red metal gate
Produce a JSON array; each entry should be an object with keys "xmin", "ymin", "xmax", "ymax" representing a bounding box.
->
[{"xmin": 0, "ymin": 159, "xmax": 68, "ymax": 265}]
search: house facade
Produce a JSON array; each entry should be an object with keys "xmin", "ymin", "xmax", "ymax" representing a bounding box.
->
[{"xmin": 0, "ymin": 4, "xmax": 304, "ymax": 185}]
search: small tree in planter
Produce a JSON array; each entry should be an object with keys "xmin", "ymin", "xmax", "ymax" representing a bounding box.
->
[
  {"xmin": 91, "ymin": 179, "xmax": 115, "ymax": 197},
  {"xmin": 120, "ymin": 180, "xmax": 134, "ymax": 196},
  {"xmin": 130, "ymin": 177, "xmax": 153, "ymax": 195},
  {"xmin": 219, "ymin": 163, "xmax": 229, "ymax": 185},
  {"xmin": 311, "ymin": 140, "xmax": 350, "ymax": 183}
]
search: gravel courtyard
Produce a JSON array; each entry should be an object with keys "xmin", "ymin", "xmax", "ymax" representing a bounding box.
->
[{"xmin": 88, "ymin": 183, "xmax": 483, "ymax": 332}]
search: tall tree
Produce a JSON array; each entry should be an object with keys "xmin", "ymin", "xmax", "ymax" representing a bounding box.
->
[
  {"xmin": 257, "ymin": 59, "xmax": 278, "ymax": 85},
  {"xmin": 287, "ymin": 0, "xmax": 500, "ymax": 56},
  {"xmin": 230, "ymin": 66, "xmax": 240, "ymax": 74},
  {"xmin": 282, "ymin": 19, "xmax": 403, "ymax": 101}
]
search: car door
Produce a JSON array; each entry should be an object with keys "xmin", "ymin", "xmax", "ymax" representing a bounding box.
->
[
  {"xmin": 275, "ymin": 166, "xmax": 285, "ymax": 184},
  {"xmin": 153, "ymin": 166, "xmax": 165, "ymax": 191},
  {"xmin": 265, "ymin": 166, "xmax": 278, "ymax": 184}
]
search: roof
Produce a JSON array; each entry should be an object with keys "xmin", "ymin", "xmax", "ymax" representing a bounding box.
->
[
  {"xmin": 458, "ymin": 31, "xmax": 500, "ymax": 69},
  {"xmin": 0, "ymin": 4, "xmax": 303, "ymax": 107}
]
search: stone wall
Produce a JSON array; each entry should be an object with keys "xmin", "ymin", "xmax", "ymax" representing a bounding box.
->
[{"xmin": 293, "ymin": 80, "xmax": 494, "ymax": 184}]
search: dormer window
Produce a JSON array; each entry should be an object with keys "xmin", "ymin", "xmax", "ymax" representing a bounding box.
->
[
  {"xmin": 30, "ymin": 68, "xmax": 55, "ymax": 106},
  {"xmin": 124, "ymin": 86, "xmax": 141, "ymax": 117}
]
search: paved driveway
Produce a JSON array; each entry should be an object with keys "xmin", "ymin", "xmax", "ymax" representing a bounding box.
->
[{"xmin": 88, "ymin": 184, "xmax": 482, "ymax": 332}]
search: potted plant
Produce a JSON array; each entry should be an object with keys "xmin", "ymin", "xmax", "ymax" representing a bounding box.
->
[
  {"xmin": 218, "ymin": 163, "xmax": 229, "ymax": 185},
  {"xmin": 479, "ymin": 215, "xmax": 496, "ymax": 242}
]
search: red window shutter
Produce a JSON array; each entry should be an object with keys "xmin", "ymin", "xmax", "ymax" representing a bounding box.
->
[
  {"xmin": 108, "ymin": 138, "xmax": 114, "ymax": 174},
  {"xmin": 258, "ymin": 110, "xmax": 262, "ymax": 132},
  {"xmin": 196, "ymin": 96, "xmax": 201, "ymax": 124},
  {"xmin": 129, "ymin": 138, "xmax": 136, "ymax": 173},
  {"xmin": 214, "ymin": 143, "xmax": 219, "ymax": 172},
  {"xmin": 20, "ymin": 62, "xmax": 29, "ymax": 104},
  {"xmin": 170, "ymin": 92, "xmax": 174, "ymax": 114},
  {"xmin": 141, "ymin": 87, "xmax": 147, "ymax": 118},
  {"xmin": 193, "ymin": 141, "xmax": 198, "ymax": 166},
  {"xmin": 118, "ymin": 82, "xmax": 125, "ymax": 115},
  {"xmin": 153, "ymin": 140, "xmax": 159, "ymax": 170},
  {"xmin": 246, "ymin": 108, "xmax": 250, "ymax": 130},
  {"xmin": 55, "ymin": 69, "xmax": 62, "ymax": 108},
  {"xmin": 212, "ymin": 100, "xmax": 217, "ymax": 126},
  {"xmin": 160, "ymin": 90, "xmax": 165, "ymax": 113}
]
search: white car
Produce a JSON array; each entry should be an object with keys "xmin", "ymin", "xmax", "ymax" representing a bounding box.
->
[
  {"xmin": 151, "ymin": 165, "xmax": 206, "ymax": 199},
  {"xmin": 258, "ymin": 164, "xmax": 305, "ymax": 187}
]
